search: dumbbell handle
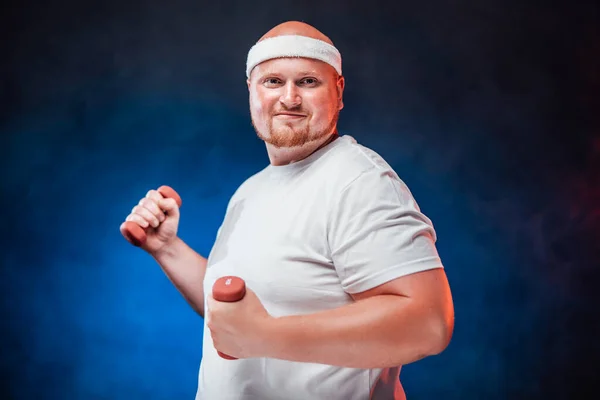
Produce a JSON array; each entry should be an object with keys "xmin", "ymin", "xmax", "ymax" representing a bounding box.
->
[
  {"xmin": 121, "ymin": 185, "xmax": 182, "ymax": 247},
  {"xmin": 212, "ymin": 276, "xmax": 247, "ymax": 360}
]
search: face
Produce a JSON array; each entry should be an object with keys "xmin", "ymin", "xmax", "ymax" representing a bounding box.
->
[{"xmin": 248, "ymin": 57, "xmax": 344, "ymax": 148}]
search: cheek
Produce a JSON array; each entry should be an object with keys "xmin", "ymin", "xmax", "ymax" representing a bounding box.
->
[
  {"xmin": 310, "ymin": 96, "xmax": 337, "ymax": 120},
  {"xmin": 250, "ymin": 90, "xmax": 275, "ymax": 117},
  {"xmin": 249, "ymin": 90, "xmax": 261, "ymax": 113}
]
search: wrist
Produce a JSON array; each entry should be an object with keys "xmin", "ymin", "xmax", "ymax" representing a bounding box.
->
[
  {"xmin": 151, "ymin": 236, "xmax": 184, "ymax": 261},
  {"xmin": 262, "ymin": 316, "xmax": 295, "ymax": 359}
]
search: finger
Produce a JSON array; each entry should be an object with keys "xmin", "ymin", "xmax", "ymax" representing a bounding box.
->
[
  {"xmin": 206, "ymin": 295, "xmax": 215, "ymax": 313},
  {"xmin": 125, "ymin": 213, "xmax": 149, "ymax": 228},
  {"xmin": 147, "ymin": 189, "xmax": 178, "ymax": 211},
  {"xmin": 145, "ymin": 189, "xmax": 164, "ymax": 203},
  {"xmin": 158, "ymin": 197, "xmax": 180, "ymax": 217},
  {"xmin": 131, "ymin": 205, "xmax": 160, "ymax": 228},
  {"xmin": 139, "ymin": 197, "xmax": 165, "ymax": 222}
]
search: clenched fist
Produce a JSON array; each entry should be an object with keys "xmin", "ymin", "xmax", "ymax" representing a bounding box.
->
[{"xmin": 120, "ymin": 189, "xmax": 181, "ymax": 254}]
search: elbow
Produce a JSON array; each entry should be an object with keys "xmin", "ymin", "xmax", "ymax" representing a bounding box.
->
[
  {"xmin": 386, "ymin": 301, "xmax": 454, "ymax": 366},
  {"xmin": 428, "ymin": 306, "xmax": 454, "ymax": 355},
  {"xmin": 390, "ymin": 312, "xmax": 453, "ymax": 366},
  {"xmin": 429, "ymin": 319, "xmax": 453, "ymax": 355}
]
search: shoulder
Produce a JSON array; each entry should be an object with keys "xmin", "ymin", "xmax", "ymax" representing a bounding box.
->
[
  {"xmin": 325, "ymin": 136, "xmax": 410, "ymax": 200},
  {"xmin": 224, "ymin": 165, "xmax": 270, "ymax": 209}
]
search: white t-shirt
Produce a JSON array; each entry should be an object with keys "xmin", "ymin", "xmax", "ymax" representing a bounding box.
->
[{"xmin": 197, "ymin": 135, "xmax": 443, "ymax": 400}]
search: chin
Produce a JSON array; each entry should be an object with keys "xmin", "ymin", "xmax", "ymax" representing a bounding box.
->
[
  {"xmin": 253, "ymin": 117, "xmax": 333, "ymax": 148},
  {"xmin": 255, "ymin": 126, "xmax": 303, "ymax": 147}
]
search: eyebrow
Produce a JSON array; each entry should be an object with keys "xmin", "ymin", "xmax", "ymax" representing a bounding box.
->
[
  {"xmin": 295, "ymin": 70, "xmax": 320, "ymax": 76},
  {"xmin": 259, "ymin": 70, "xmax": 321, "ymax": 79}
]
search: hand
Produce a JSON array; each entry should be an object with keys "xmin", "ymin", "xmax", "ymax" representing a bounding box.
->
[
  {"xmin": 206, "ymin": 287, "xmax": 275, "ymax": 359},
  {"xmin": 119, "ymin": 189, "xmax": 180, "ymax": 254}
]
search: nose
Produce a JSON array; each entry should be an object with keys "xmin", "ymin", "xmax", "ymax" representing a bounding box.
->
[{"xmin": 279, "ymin": 81, "xmax": 301, "ymax": 108}]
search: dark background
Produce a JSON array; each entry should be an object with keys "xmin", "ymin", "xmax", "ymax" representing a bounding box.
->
[{"xmin": 1, "ymin": 0, "xmax": 598, "ymax": 399}]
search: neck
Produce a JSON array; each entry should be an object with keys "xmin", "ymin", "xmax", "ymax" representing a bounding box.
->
[{"xmin": 266, "ymin": 132, "xmax": 339, "ymax": 166}]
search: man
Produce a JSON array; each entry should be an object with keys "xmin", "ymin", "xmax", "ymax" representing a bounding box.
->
[{"xmin": 121, "ymin": 21, "xmax": 454, "ymax": 400}]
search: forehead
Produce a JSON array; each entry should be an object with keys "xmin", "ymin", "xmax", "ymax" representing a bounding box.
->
[{"xmin": 251, "ymin": 57, "xmax": 335, "ymax": 78}]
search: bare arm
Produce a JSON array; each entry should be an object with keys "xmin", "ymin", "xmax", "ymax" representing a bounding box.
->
[
  {"xmin": 121, "ymin": 189, "xmax": 209, "ymax": 318},
  {"xmin": 263, "ymin": 268, "xmax": 454, "ymax": 369},
  {"xmin": 152, "ymin": 237, "xmax": 208, "ymax": 318}
]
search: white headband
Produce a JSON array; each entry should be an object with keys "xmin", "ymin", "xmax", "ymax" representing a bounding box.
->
[{"xmin": 246, "ymin": 35, "xmax": 342, "ymax": 78}]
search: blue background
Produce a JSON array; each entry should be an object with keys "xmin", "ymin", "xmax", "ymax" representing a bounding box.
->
[{"xmin": 1, "ymin": 0, "xmax": 599, "ymax": 399}]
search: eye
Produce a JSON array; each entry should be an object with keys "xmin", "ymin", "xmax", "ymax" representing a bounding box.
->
[
  {"xmin": 263, "ymin": 77, "xmax": 282, "ymax": 87},
  {"xmin": 300, "ymin": 77, "xmax": 319, "ymax": 86}
]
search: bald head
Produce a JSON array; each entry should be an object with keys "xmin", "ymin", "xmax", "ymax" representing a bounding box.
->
[
  {"xmin": 258, "ymin": 21, "xmax": 335, "ymax": 46},
  {"xmin": 245, "ymin": 21, "xmax": 342, "ymax": 79}
]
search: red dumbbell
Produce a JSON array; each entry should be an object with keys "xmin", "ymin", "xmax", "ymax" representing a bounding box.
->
[
  {"xmin": 212, "ymin": 276, "xmax": 247, "ymax": 360},
  {"xmin": 121, "ymin": 185, "xmax": 182, "ymax": 247}
]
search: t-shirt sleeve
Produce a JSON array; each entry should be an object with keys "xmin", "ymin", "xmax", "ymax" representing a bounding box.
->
[{"xmin": 328, "ymin": 166, "xmax": 443, "ymax": 294}]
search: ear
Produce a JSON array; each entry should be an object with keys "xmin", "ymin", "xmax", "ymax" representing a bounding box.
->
[
  {"xmin": 336, "ymin": 75, "xmax": 345, "ymax": 111},
  {"xmin": 247, "ymin": 79, "xmax": 251, "ymax": 91}
]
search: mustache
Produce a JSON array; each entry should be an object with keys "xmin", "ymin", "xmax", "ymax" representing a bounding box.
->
[{"xmin": 272, "ymin": 106, "xmax": 307, "ymax": 115}]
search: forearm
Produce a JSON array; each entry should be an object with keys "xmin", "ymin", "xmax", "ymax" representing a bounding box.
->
[
  {"xmin": 152, "ymin": 237, "xmax": 208, "ymax": 317},
  {"xmin": 267, "ymin": 295, "xmax": 451, "ymax": 369}
]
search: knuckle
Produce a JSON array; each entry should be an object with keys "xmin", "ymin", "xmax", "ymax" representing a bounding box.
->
[
  {"xmin": 165, "ymin": 198, "xmax": 177, "ymax": 208},
  {"xmin": 130, "ymin": 214, "xmax": 147, "ymax": 226},
  {"xmin": 133, "ymin": 205, "xmax": 148, "ymax": 218},
  {"xmin": 140, "ymin": 197, "xmax": 159, "ymax": 212},
  {"xmin": 147, "ymin": 189, "xmax": 163, "ymax": 202}
]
